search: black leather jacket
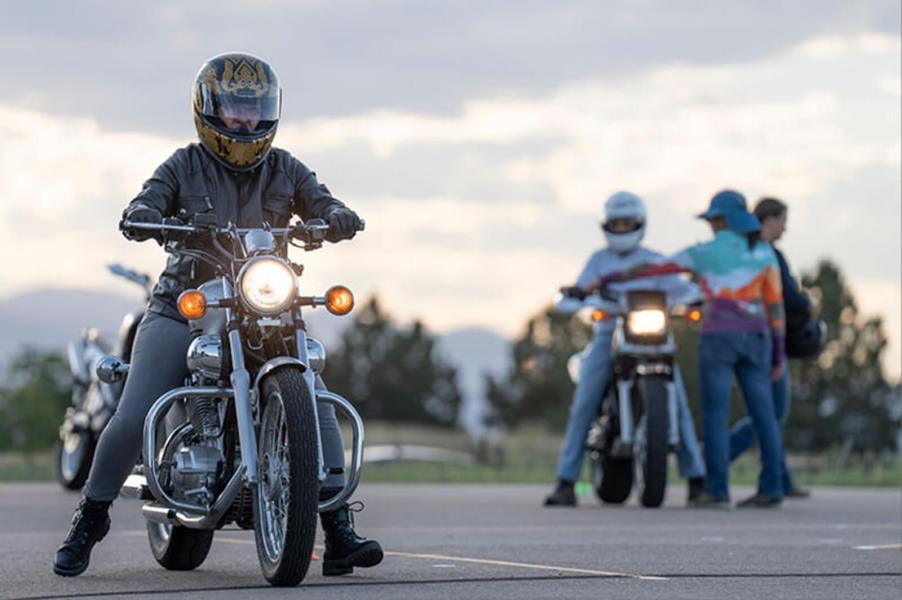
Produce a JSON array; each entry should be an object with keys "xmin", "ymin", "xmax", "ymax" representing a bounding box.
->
[{"xmin": 123, "ymin": 143, "xmax": 347, "ymax": 321}]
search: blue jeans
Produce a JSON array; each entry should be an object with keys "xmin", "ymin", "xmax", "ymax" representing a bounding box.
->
[
  {"xmin": 729, "ymin": 369, "xmax": 795, "ymax": 493},
  {"xmin": 556, "ymin": 331, "xmax": 705, "ymax": 483},
  {"xmin": 699, "ymin": 332, "xmax": 784, "ymax": 500}
]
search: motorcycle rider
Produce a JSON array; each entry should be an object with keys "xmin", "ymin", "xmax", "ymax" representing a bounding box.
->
[
  {"xmin": 544, "ymin": 191, "xmax": 706, "ymax": 507},
  {"xmin": 54, "ymin": 52, "xmax": 383, "ymax": 577}
]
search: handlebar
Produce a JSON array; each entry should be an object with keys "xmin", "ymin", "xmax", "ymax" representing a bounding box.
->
[
  {"xmin": 121, "ymin": 218, "xmax": 365, "ymax": 238},
  {"xmin": 556, "ymin": 287, "xmax": 704, "ymax": 318}
]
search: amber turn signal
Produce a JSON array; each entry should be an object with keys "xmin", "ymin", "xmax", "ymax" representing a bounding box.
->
[
  {"xmin": 325, "ymin": 285, "xmax": 354, "ymax": 316},
  {"xmin": 687, "ymin": 308, "xmax": 703, "ymax": 323},
  {"xmin": 591, "ymin": 309, "xmax": 609, "ymax": 322},
  {"xmin": 178, "ymin": 290, "xmax": 207, "ymax": 320}
]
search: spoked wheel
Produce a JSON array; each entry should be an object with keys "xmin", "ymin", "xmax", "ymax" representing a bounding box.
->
[
  {"xmin": 592, "ymin": 453, "xmax": 634, "ymax": 504},
  {"xmin": 55, "ymin": 429, "xmax": 95, "ymax": 490},
  {"xmin": 254, "ymin": 369, "xmax": 319, "ymax": 587},
  {"xmin": 636, "ymin": 376, "xmax": 669, "ymax": 508}
]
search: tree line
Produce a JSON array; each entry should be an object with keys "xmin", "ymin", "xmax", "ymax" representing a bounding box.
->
[
  {"xmin": 484, "ymin": 260, "xmax": 900, "ymax": 455},
  {"xmin": 0, "ymin": 259, "xmax": 898, "ymax": 456}
]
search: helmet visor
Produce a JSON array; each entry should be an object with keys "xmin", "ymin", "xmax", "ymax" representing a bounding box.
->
[
  {"xmin": 198, "ymin": 83, "xmax": 280, "ymax": 135},
  {"xmin": 601, "ymin": 218, "xmax": 643, "ymax": 234}
]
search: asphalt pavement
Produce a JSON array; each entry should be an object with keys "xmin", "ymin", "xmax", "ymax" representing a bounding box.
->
[{"xmin": 1, "ymin": 482, "xmax": 900, "ymax": 599}]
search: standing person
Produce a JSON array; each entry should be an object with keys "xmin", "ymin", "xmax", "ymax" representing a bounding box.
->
[
  {"xmin": 54, "ymin": 52, "xmax": 383, "ymax": 578},
  {"xmin": 544, "ymin": 191, "xmax": 707, "ymax": 507},
  {"xmin": 588, "ymin": 190, "xmax": 786, "ymax": 508},
  {"xmin": 729, "ymin": 197, "xmax": 811, "ymax": 498}
]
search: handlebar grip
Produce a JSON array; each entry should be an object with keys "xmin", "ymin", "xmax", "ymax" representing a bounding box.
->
[{"xmin": 357, "ymin": 219, "xmax": 366, "ymax": 232}]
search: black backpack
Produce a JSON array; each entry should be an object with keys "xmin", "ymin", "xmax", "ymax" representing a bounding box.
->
[{"xmin": 786, "ymin": 318, "xmax": 827, "ymax": 360}]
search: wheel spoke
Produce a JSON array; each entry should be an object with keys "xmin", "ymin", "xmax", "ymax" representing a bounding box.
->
[{"xmin": 258, "ymin": 392, "xmax": 292, "ymax": 563}]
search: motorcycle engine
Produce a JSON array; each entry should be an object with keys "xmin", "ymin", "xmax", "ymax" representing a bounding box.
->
[{"xmin": 170, "ymin": 443, "xmax": 224, "ymax": 506}]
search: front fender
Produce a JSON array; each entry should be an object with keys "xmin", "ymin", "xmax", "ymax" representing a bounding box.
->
[{"xmin": 252, "ymin": 357, "xmax": 307, "ymax": 394}]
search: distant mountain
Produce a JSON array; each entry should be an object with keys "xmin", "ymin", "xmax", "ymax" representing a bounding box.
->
[
  {"xmin": 0, "ymin": 288, "xmax": 511, "ymax": 435},
  {"xmin": 437, "ymin": 327, "xmax": 511, "ymax": 434},
  {"xmin": 0, "ymin": 288, "xmax": 145, "ymax": 360}
]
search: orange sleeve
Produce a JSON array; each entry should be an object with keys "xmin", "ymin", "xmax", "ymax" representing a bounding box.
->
[{"xmin": 762, "ymin": 262, "xmax": 785, "ymax": 334}]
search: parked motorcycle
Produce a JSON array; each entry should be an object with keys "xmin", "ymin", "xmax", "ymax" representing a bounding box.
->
[
  {"xmin": 56, "ymin": 265, "xmax": 151, "ymax": 490},
  {"xmin": 97, "ymin": 215, "xmax": 365, "ymax": 586},
  {"xmin": 561, "ymin": 287, "xmax": 701, "ymax": 508}
]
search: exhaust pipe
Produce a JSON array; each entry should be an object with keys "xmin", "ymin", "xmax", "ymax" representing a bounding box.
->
[
  {"xmin": 142, "ymin": 504, "xmax": 176, "ymax": 525},
  {"xmin": 140, "ymin": 464, "xmax": 246, "ymax": 530}
]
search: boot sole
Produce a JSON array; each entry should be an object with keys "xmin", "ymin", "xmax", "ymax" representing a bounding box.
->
[{"xmin": 323, "ymin": 542, "xmax": 384, "ymax": 576}]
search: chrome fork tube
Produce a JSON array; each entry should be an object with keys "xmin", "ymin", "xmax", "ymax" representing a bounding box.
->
[
  {"xmin": 666, "ymin": 381, "xmax": 680, "ymax": 446},
  {"xmin": 617, "ymin": 379, "xmax": 634, "ymax": 444},
  {"xmin": 296, "ymin": 327, "xmax": 327, "ymax": 482},
  {"xmin": 227, "ymin": 304, "xmax": 258, "ymax": 484}
]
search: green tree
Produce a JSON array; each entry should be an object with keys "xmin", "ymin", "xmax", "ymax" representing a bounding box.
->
[
  {"xmin": 484, "ymin": 306, "xmax": 593, "ymax": 431},
  {"xmin": 786, "ymin": 260, "xmax": 898, "ymax": 453},
  {"xmin": 323, "ymin": 296, "xmax": 462, "ymax": 427},
  {"xmin": 485, "ymin": 259, "xmax": 899, "ymax": 456},
  {"xmin": 0, "ymin": 350, "xmax": 71, "ymax": 454}
]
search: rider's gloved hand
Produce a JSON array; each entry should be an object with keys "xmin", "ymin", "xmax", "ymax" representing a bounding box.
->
[
  {"xmin": 160, "ymin": 217, "xmax": 189, "ymax": 244},
  {"xmin": 560, "ymin": 286, "xmax": 588, "ymax": 300},
  {"xmin": 325, "ymin": 207, "xmax": 363, "ymax": 242},
  {"xmin": 119, "ymin": 207, "xmax": 163, "ymax": 242}
]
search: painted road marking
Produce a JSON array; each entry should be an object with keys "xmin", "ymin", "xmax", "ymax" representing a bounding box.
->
[
  {"xmin": 383, "ymin": 550, "xmax": 668, "ymax": 581},
  {"xmin": 853, "ymin": 544, "xmax": 902, "ymax": 551},
  {"xmin": 203, "ymin": 535, "xmax": 666, "ymax": 581}
]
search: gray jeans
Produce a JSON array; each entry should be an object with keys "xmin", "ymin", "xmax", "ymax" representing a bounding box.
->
[{"xmin": 83, "ymin": 312, "xmax": 346, "ymax": 502}]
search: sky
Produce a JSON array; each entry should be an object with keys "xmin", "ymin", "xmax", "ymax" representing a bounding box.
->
[{"xmin": 0, "ymin": 0, "xmax": 899, "ymax": 377}]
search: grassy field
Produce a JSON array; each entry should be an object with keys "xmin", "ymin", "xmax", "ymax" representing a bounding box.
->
[{"xmin": 3, "ymin": 423, "xmax": 900, "ymax": 488}]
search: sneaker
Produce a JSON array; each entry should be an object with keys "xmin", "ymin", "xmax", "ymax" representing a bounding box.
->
[
  {"xmin": 736, "ymin": 493, "xmax": 782, "ymax": 508},
  {"xmin": 688, "ymin": 491, "xmax": 730, "ymax": 509},
  {"xmin": 543, "ymin": 480, "xmax": 576, "ymax": 507},
  {"xmin": 785, "ymin": 487, "xmax": 811, "ymax": 499}
]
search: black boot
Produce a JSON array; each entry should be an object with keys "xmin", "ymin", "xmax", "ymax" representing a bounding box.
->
[
  {"xmin": 320, "ymin": 501, "xmax": 383, "ymax": 576},
  {"xmin": 687, "ymin": 477, "xmax": 705, "ymax": 504},
  {"xmin": 53, "ymin": 497, "xmax": 112, "ymax": 577},
  {"xmin": 543, "ymin": 479, "xmax": 576, "ymax": 507}
]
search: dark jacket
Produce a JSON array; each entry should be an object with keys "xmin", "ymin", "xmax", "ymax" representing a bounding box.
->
[
  {"xmin": 773, "ymin": 245, "xmax": 810, "ymax": 328},
  {"xmin": 123, "ymin": 143, "xmax": 347, "ymax": 321}
]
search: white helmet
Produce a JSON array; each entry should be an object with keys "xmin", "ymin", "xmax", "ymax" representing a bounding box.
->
[{"xmin": 601, "ymin": 191, "xmax": 646, "ymax": 253}]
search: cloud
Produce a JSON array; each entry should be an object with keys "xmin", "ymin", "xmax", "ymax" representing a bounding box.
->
[
  {"xmin": 1, "ymin": 1, "xmax": 898, "ymax": 133},
  {"xmin": 0, "ymin": 29, "xmax": 899, "ymax": 378}
]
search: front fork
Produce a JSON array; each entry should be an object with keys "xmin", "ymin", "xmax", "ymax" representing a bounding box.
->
[{"xmin": 616, "ymin": 376, "xmax": 681, "ymax": 447}]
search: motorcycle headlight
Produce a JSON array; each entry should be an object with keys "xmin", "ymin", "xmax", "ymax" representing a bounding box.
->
[
  {"xmin": 238, "ymin": 258, "xmax": 297, "ymax": 315},
  {"xmin": 627, "ymin": 309, "xmax": 667, "ymax": 336}
]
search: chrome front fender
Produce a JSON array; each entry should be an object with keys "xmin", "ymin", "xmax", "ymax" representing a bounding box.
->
[{"xmin": 251, "ymin": 357, "xmax": 307, "ymax": 393}]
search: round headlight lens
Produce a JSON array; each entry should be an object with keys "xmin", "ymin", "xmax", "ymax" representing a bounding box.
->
[
  {"xmin": 627, "ymin": 309, "xmax": 667, "ymax": 336},
  {"xmin": 239, "ymin": 258, "xmax": 297, "ymax": 314}
]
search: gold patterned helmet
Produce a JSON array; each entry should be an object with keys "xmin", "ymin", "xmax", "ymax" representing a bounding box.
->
[{"xmin": 192, "ymin": 52, "xmax": 282, "ymax": 171}]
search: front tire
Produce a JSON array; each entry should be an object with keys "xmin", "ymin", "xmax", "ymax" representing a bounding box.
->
[
  {"xmin": 592, "ymin": 454, "xmax": 634, "ymax": 504},
  {"xmin": 254, "ymin": 368, "xmax": 320, "ymax": 587},
  {"xmin": 637, "ymin": 376, "xmax": 670, "ymax": 508}
]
